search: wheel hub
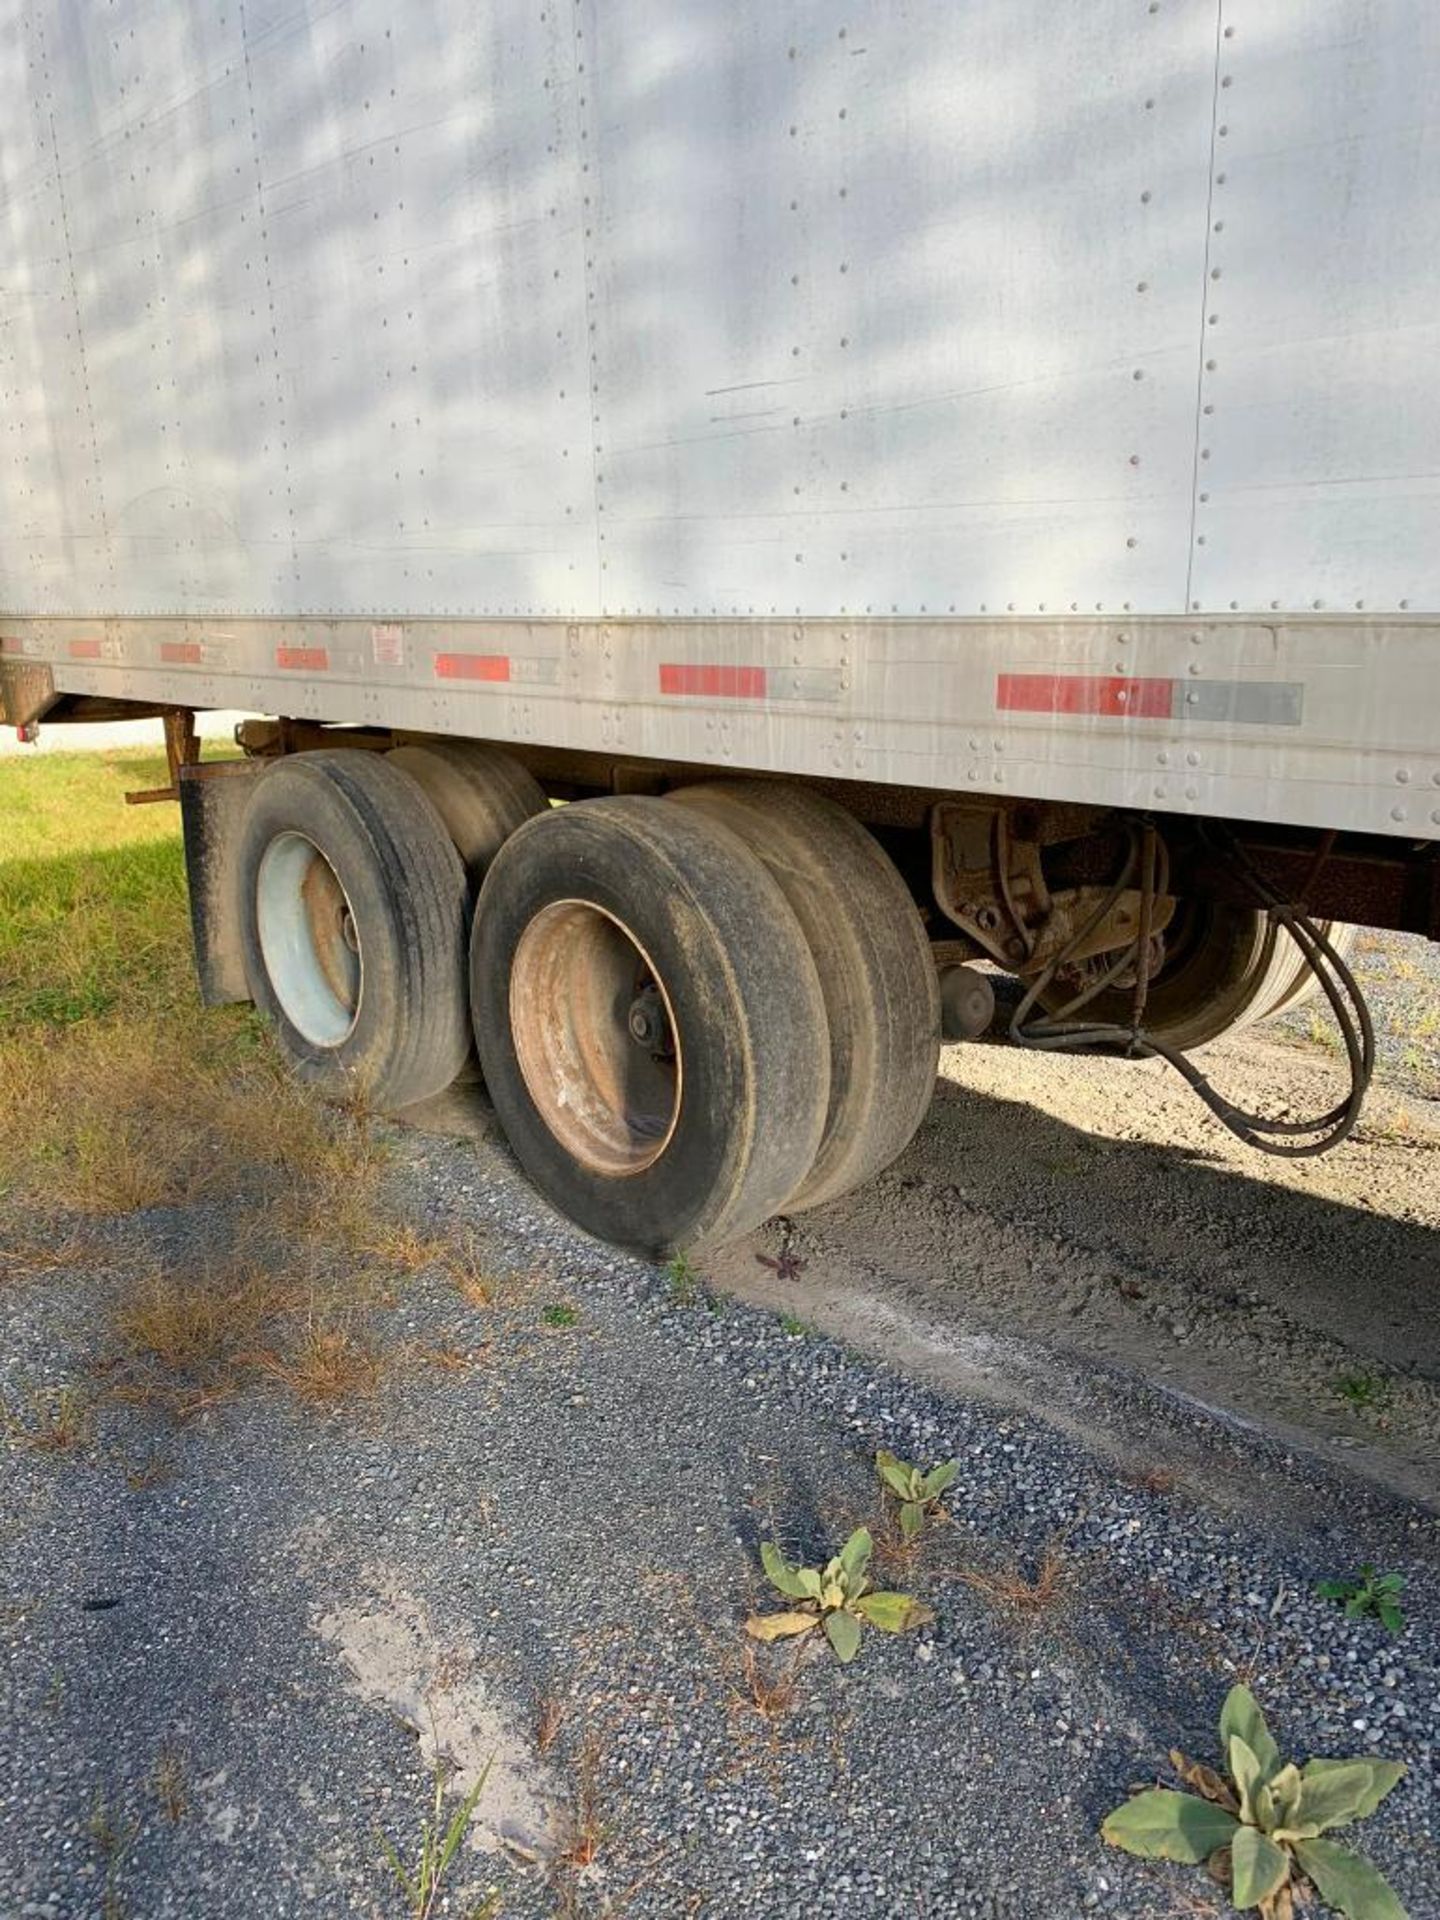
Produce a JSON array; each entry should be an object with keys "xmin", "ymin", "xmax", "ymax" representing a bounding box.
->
[
  {"xmin": 255, "ymin": 831, "xmax": 362, "ymax": 1048},
  {"xmin": 627, "ymin": 984, "xmax": 673, "ymax": 1056},
  {"xmin": 509, "ymin": 898, "xmax": 683, "ymax": 1176}
]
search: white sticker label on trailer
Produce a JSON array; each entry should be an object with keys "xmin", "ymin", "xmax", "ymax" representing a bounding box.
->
[{"xmin": 371, "ymin": 624, "xmax": 406, "ymax": 667}]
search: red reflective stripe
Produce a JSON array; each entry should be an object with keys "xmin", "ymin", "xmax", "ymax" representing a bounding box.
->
[
  {"xmin": 658, "ymin": 663, "xmax": 767, "ymax": 699},
  {"xmin": 997, "ymin": 672, "xmax": 1174, "ymax": 719},
  {"xmin": 276, "ymin": 646, "xmax": 329, "ymax": 671},
  {"xmin": 0, "ymin": 635, "xmax": 23, "ymax": 654},
  {"xmin": 68, "ymin": 638, "xmax": 103, "ymax": 660},
  {"xmin": 434, "ymin": 652, "xmax": 510, "ymax": 682},
  {"xmin": 160, "ymin": 642, "xmax": 203, "ymax": 665}
]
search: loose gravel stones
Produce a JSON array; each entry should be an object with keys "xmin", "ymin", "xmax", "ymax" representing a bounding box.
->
[{"xmin": 0, "ymin": 1108, "xmax": 1434, "ymax": 1919}]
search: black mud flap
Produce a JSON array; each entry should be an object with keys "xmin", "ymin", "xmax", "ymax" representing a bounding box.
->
[{"xmin": 179, "ymin": 760, "xmax": 270, "ymax": 1005}]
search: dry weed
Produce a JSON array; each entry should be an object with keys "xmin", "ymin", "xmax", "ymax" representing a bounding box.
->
[
  {"xmin": 729, "ymin": 1642, "xmax": 803, "ymax": 1732},
  {"xmin": 450, "ymin": 1237, "xmax": 499, "ymax": 1310},
  {"xmin": 122, "ymin": 1453, "xmax": 174, "ymax": 1491},
  {"xmin": 113, "ymin": 1264, "xmax": 295, "ymax": 1381},
  {"xmin": 249, "ymin": 1323, "xmax": 382, "ymax": 1406},
  {"xmin": 556, "ymin": 1734, "xmax": 607, "ymax": 1872},
  {"xmin": 957, "ymin": 1542, "xmax": 1069, "ymax": 1618},
  {"xmin": 0, "ymin": 1230, "xmax": 97, "ymax": 1284},
  {"xmin": 535, "ymin": 1690, "xmax": 567, "ymax": 1756},
  {"xmin": 407, "ymin": 1342, "xmax": 490, "ymax": 1375},
  {"xmin": 1127, "ymin": 1466, "xmax": 1178, "ymax": 1496},
  {"xmin": 4, "ymin": 1383, "xmax": 90, "ymax": 1455},
  {"xmin": 364, "ymin": 1221, "xmax": 451, "ymax": 1273},
  {"xmin": 869, "ymin": 1506, "xmax": 935, "ymax": 1579},
  {"xmin": 105, "ymin": 1259, "xmax": 390, "ymax": 1415},
  {"xmin": 152, "ymin": 1744, "xmax": 187, "ymax": 1823}
]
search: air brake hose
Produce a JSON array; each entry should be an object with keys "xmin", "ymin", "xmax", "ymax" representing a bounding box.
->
[{"xmin": 1009, "ymin": 823, "xmax": 1375, "ymax": 1158}]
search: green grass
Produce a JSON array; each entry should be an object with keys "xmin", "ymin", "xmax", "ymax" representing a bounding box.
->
[
  {"xmin": 0, "ymin": 748, "xmax": 187, "ymax": 859},
  {"xmin": 1333, "ymin": 1369, "xmax": 1389, "ymax": 1413},
  {"xmin": 0, "ymin": 750, "xmax": 197, "ymax": 1031},
  {"xmin": 0, "ymin": 745, "xmax": 263, "ymax": 1221}
]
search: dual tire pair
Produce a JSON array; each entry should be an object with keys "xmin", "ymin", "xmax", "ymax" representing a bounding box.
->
[{"xmin": 234, "ymin": 747, "xmax": 940, "ymax": 1255}]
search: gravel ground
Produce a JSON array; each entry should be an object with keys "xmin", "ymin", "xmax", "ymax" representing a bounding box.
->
[
  {"xmin": 1, "ymin": 1099, "xmax": 1437, "ymax": 1920},
  {"xmin": 1274, "ymin": 928, "xmax": 1440, "ymax": 1103},
  {"xmin": 687, "ymin": 931, "xmax": 1440, "ymax": 1516}
]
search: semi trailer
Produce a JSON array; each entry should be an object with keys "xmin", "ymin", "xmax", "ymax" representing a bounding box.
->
[{"xmin": 1, "ymin": 0, "xmax": 1437, "ymax": 1254}]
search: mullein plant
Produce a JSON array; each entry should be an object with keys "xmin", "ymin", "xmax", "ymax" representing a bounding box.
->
[
  {"xmin": 1102, "ymin": 1685, "xmax": 1407, "ymax": 1918},
  {"xmin": 745, "ymin": 1528, "xmax": 933, "ymax": 1662},
  {"xmin": 874, "ymin": 1449, "xmax": 959, "ymax": 1541}
]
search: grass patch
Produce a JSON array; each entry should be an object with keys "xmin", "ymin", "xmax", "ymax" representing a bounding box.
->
[
  {"xmin": 0, "ymin": 1013, "xmax": 386, "ymax": 1219},
  {"xmin": 1333, "ymin": 1369, "xmax": 1390, "ymax": 1413},
  {"xmin": 0, "ymin": 747, "xmax": 199, "ymax": 860},
  {"xmin": 0, "ymin": 839, "xmax": 193, "ymax": 1028},
  {"xmin": 0, "ymin": 748, "xmax": 225, "ymax": 1033},
  {"xmin": 0, "ymin": 747, "xmax": 470, "ymax": 1421}
]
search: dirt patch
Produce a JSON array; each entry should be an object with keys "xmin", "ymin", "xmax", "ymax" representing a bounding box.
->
[
  {"xmin": 708, "ymin": 1021, "xmax": 1440, "ymax": 1508},
  {"xmin": 316, "ymin": 1570, "xmax": 560, "ymax": 1861},
  {"xmin": 405, "ymin": 938, "xmax": 1440, "ymax": 1511}
]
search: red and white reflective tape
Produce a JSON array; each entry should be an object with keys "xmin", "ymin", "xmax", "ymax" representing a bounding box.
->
[
  {"xmin": 435, "ymin": 651, "xmax": 510, "ymax": 683},
  {"xmin": 997, "ymin": 673, "xmax": 1303, "ymax": 726},
  {"xmin": 276, "ymin": 645, "xmax": 329, "ymax": 671},
  {"xmin": 659, "ymin": 662, "xmax": 767, "ymax": 699},
  {"xmin": 433, "ymin": 652, "xmax": 560, "ymax": 686},
  {"xmin": 160, "ymin": 641, "xmax": 203, "ymax": 666}
]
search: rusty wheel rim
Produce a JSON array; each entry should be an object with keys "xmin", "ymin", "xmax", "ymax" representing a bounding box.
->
[{"xmin": 509, "ymin": 899, "xmax": 682, "ymax": 1176}]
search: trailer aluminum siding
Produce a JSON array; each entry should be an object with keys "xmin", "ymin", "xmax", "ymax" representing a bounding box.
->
[{"xmin": 1, "ymin": 0, "xmax": 1437, "ymax": 840}]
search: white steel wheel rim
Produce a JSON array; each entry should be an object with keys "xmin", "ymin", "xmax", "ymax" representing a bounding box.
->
[
  {"xmin": 256, "ymin": 832, "xmax": 363, "ymax": 1048},
  {"xmin": 509, "ymin": 899, "xmax": 683, "ymax": 1177}
]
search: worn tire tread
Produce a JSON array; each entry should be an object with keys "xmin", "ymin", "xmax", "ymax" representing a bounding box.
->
[
  {"xmin": 236, "ymin": 750, "xmax": 470, "ymax": 1110},
  {"xmin": 471, "ymin": 795, "xmax": 831, "ymax": 1254},
  {"xmin": 667, "ymin": 780, "xmax": 940, "ymax": 1210}
]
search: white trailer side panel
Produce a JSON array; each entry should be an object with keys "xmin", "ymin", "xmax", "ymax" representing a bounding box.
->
[
  {"xmin": 584, "ymin": 0, "xmax": 1216, "ymax": 617},
  {"xmin": 3, "ymin": 0, "xmax": 1437, "ymax": 620},
  {"xmin": 1, "ymin": 1, "xmax": 1438, "ymax": 842},
  {"xmin": 1188, "ymin": 0, "xmax": 1440, "ymax": 615}
]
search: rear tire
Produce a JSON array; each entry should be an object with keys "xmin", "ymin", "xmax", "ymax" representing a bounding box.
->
[
  {"xmin": 667, "ymin": 781, "xmax": 940, "ymax": 1209},
  {"xmin": 387, "ymin": 740, "xmax": 547, "ymax": 887},
  {"xmin": 236, "ymin": 751, "xmax": 471, "ymax": 1109},
  {"xmin": 470, "ymin": 796, "xmax": 831, "ymax": 1255},
  {"xmin": 1042, "ymin": 902, "xmax": 1353, "ymax": 1053}
]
